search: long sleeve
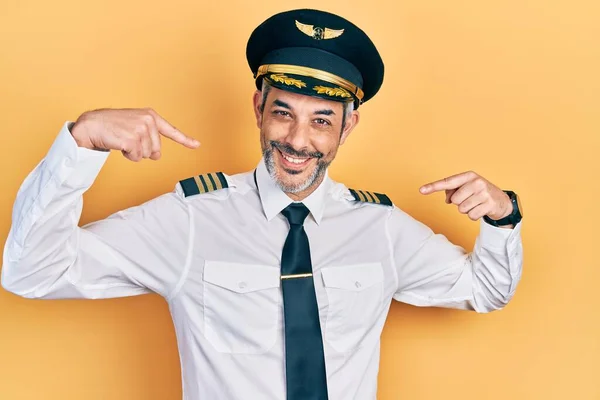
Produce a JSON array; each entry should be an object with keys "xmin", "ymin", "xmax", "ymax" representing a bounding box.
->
[
  {"xmin": 1, "ymin": 122, "xmax": 191, "ymax": 300},
  {"xmin": 387, "ymin": 206, "xmax": 523, "ymax": 313}
]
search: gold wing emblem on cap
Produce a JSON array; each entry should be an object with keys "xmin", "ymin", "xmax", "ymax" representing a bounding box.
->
[
  {"xmin": 295, "ymin": 20, "xmax": 344, "ymax": 40},
  {"xmin": 323, "ymin": 27, "xmax": 345, "ymax": 39}
]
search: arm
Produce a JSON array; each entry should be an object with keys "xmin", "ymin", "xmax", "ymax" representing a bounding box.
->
[
  {"xmin": 388, "ymin": 207, "xmax": 522, "ymax": 312},
  {"xmin": 389, "ymin": 168, "xmax": 525, "ymax": 313},
  {"xmin": 2, "ymin": 117, "xmax": 196, "ymax": 300}
]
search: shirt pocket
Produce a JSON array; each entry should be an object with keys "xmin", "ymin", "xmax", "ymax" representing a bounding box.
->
[
  {"xmin": 321, "ymin": 263, "xmax": 384, "ymax": 353},
  {"xmin": 203, "ymin": 261, "xmax": 281, "ymax": 354}
]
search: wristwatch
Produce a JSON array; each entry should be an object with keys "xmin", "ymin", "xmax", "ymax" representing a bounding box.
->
[{"xmin": 483, "ymin": 190, "xmax": 523, "ymax": 227}]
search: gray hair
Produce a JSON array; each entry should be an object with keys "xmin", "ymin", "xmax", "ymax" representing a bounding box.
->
[{"xmin": 259, "ymin": 78, "xmax": 354, "ymax": 134}]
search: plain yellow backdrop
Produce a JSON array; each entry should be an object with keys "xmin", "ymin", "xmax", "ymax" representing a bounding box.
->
[{"xmin": 1, "ymin": 0, "xmax": 598, "ymax": 399}]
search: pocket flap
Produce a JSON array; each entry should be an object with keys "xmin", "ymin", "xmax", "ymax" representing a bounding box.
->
[
  {"xmin": 321, "ymin": 263, "xmax": 383, "ymax": 292},
  {"xmin": 204, "ymin": 261, "xmax": 280, "ymax": 293}
]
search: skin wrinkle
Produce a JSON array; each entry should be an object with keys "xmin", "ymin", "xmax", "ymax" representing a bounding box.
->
[
  {"xmin": 261, "ymin": 81, "xmax": 353, "ymax": 135},
  {"xmin": 254, "ymin": 79, "xmax": 360, "ymax": 200},
  {"xmin": 270, "ymin": 141, "xmax": 324, "ymax": 159}
]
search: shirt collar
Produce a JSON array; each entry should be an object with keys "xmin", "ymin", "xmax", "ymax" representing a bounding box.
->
[{"xmin": 254, "ymin": 157, "xmax": 330, "ymax": 225}]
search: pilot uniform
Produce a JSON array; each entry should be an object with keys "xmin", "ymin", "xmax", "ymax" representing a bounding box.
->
[{"xmin": 1, "ymin": 8, "xmax": 523, "ymax": 400}]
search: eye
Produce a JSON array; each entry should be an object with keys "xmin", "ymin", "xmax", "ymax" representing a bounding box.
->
[
  {"xmin": 314, "ymin": 118, "xmax": 331, "ymax": 126},
  {"xmin": 273, "ymin": 110, "xmax": 290, "ymax": 117}
]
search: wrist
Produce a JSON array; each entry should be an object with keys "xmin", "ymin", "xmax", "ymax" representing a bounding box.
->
[
  {"xmin": 70, "ymin": 120, "xmax": 91, "ymax": 149},
  {"xmin": 497, "ymin": 199, "xmax": 514, "ymax": 220},
  {"xmin": 69, "ymin": 116, "xmax": 106, "ymax": 151},
  {"xmin": 483, "ymin": 190, "xmax": 523, "ymax": 228}
]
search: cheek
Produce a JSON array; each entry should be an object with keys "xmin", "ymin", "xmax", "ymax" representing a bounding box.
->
[
  {"xmin": 262, "ymin": 118, "xmax": 290, "ymax": 139},
  {"xmin": 263, "ymin": 116, "xmax": 340, "ymax": 154},
  {"xmin": 313, "ymin": 133, "xmax": 340, "ymax": 157}
]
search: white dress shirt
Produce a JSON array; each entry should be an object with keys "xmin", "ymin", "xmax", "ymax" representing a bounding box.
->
[{"xmin": 2, "ymin": 121, "xmax": 523, "ymax": 400}]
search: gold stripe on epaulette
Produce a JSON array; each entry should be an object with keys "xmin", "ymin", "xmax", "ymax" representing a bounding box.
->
[
  {"xmin": 194, "ymin": 175, "xmax": 203, "ymax": 193},
  {"xmin": 355, "ymin": 190, "xmax": 367, "ymax": 202},
  {"xmin": 204, "ymin": 174, "xmax": 216, "ymax": 192},
  {"xmin": 361, "ymin": 190, "xmax": 373, "ymax": 202},
  {"xmin": 211, "ymin": 173, "xmax": 223, "ymax": 190},
  {"xmin": 367, "ymin": 191, "xmax": 381, "ymax": 204}
]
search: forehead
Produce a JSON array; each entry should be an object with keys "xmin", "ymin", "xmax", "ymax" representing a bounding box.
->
[{"xmin": 265, "ymin": 86, "xmax": 345, "ymax": 112}]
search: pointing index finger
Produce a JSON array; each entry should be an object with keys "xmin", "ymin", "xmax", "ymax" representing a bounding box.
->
[
  {"xmin": 419, "ymin": 171, "xmax": 475, "ymax": 194},
  {"xmin": 148, "ymin": 109, "xmax": 200, "ymax": 149}
]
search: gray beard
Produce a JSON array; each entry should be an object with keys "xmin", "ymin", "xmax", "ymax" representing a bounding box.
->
[{"xmin": 263, "ymin": 147, "xmax": 329, "ymax": 194}]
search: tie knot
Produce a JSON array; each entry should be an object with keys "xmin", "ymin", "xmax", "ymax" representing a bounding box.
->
[{"xmin": 281, "ymin": 203, "xmax": 310, "ymax": 226}]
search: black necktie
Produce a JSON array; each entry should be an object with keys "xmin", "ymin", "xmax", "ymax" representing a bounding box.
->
[{"xmin": 280, "ymin": 203, "xmax": 328, "ymax": 400}]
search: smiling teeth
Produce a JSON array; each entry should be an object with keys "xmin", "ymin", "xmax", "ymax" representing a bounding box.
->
[{"xmin": 282, "ymin": 153, "xmax": 307, "ymax": 164}]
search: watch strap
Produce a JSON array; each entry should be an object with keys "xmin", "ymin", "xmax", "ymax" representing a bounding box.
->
[{"xmin": 483, "ymin": 190, "xmax": 521, "ymax": 226}]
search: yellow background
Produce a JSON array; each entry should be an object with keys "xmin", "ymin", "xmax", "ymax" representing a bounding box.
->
[{"xmin": 1, "ymin": 0, "xmax": 598, "ymax": 399}]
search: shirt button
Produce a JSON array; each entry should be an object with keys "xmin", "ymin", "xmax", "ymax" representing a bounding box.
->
[
  {"xmin": 238, "ymin": 282, "xmax": 247, "ymax": 290},
  {"xmin": 355, "ymin": 281, "xmax": 361, "ymax": 289}
]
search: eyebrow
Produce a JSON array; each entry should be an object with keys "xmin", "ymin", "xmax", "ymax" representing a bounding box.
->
[
  {"xmin": 314, "ymin": 109, "xmax": 335, "ymax": 116},
  {"xmin": 272, "ymin": 99, "xmax": 335, "ymax": 116},
  {"xmin": 273, "ymin": 99, "xmax": 291, "ymax": 109}
]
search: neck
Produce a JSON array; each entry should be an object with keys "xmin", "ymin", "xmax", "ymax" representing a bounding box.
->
[{"xmin": 284, "ymin": 173, "xmax": 326, "ymax": 202}]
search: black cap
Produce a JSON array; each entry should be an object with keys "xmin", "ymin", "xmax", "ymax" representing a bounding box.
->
[{"xmin": 246, "ymin": 9, "xmax": 384, "ymax": 108}]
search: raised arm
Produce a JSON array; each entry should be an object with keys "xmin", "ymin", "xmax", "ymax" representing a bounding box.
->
[
  {"xmin": 390, "ymin": 171, "xmax": 523, "ymax": 312},
  {"xmin": 2, "ymin": 108, "xmax": 200, "ymax": 300}
]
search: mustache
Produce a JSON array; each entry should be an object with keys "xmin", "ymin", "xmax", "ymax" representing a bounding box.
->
[{"xmin": 270, "ymin": 141, "xmax": 323, "ymax": 159}]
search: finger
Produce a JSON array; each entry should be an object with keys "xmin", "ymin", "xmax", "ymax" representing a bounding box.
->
[
  {"xmin": 140, "ymin": 132, "xmax": 152, "ymax": 159},
  {"xmin": 457, "ymin": 191, "xmax": 489, "ymax": 214},
  {"xmin": 467, "ymin": 204, "xmax": 491, "ymax": 221},
  {"xmin": 146, "ymin": 109, "xmax": 200, "ymax": 149},
  {"xmin": 121, "ymin": 137, "xmax": 142, "ymax": 162},
  {"xmin": 445, "ymin": 189, "xmax": 457, "ymax": 204},
  {"xmin": 145, "ymin": 116, "xmax": 162, "ymax": 160},
  {"xmin": 122, "ymin": 150, "xmax": 139, "ymax": 162},
  {"xmin": 449, "ymin": 181, "xmax": 479, "ymax": 205},
  {"xmin": 132, "ymin": 119, "xmax": 152, "ymax": 158},
  {"xmin": 420, "ymin": 171, "xmax": 477, "ymax": 194}
]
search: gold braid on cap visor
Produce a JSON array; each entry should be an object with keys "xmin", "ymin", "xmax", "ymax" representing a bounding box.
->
[{"xmin": 256, "ymin": 64, "xmax": 364, "ymax": 102}]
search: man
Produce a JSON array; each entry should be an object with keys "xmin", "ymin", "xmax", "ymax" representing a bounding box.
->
[{"xmin": 1, "ymin": 8, "xmax": 523, "ymax": 400}]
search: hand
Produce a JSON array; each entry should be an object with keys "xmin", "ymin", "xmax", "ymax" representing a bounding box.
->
[
  {"xmin": 70, "ymin": 108, "xmax": 200, "ymax": 162},
  {"xmin": 419, "ymin": 171, "xmax": 513, "ymax": 221}
]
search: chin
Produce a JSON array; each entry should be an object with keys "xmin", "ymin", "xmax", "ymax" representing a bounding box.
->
[
  {"xmin": 263, "ymin": 147, "xmax": 328, "ymax": 194},
  {"xmin": 274, "ymin": 168, "xmax": 313, "ymax": 193}
]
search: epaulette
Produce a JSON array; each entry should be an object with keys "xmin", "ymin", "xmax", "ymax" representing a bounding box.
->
[
  {"xmin": 348, "ymin": 188, "xmax": 393, "ymax": 206},
  {"xmin": 179, "ymin": 172, "xmax": 228, "ymax": 197}
]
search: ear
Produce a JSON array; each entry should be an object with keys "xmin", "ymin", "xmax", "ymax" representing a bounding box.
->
[
  {"xmin": 339, "ymin": 110, "xmax": 360, "ymax": 146},
  {"xmin": 252, "ymin": 90, "xmax": 263, "ymax": 129}
]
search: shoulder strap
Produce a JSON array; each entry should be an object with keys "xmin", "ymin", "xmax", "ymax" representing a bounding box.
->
[
  {"xmin": 348, "ymin": 188, "xmax": 393, "ymax": 206},
  {"xmin": 179, "ymin": 172, "xmax": 229, "ymax": 197}
]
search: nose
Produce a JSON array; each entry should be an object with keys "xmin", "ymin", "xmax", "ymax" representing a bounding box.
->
[{"xmin": 283, "ymin": 121, "xmax": 311, "ymax": 153}]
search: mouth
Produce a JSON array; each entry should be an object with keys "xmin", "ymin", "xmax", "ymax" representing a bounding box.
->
[{"xmin": 276, "ymin": 148, "xmax": 313, "ymax": 170}]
